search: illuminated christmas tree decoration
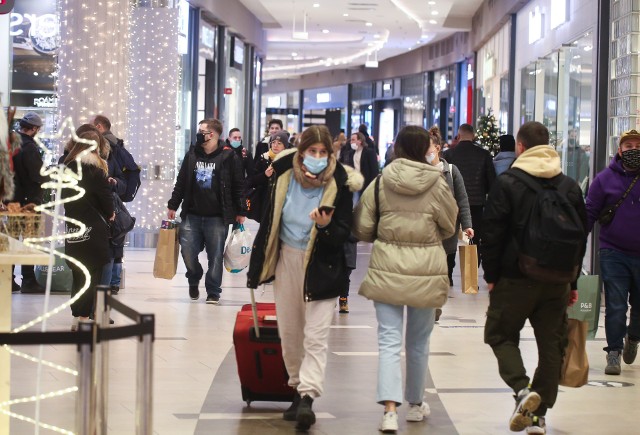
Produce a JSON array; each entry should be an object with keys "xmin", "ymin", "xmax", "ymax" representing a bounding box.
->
[{"xmin": 476, "ymin": 108, "xmax": 503, "ymax": 157}]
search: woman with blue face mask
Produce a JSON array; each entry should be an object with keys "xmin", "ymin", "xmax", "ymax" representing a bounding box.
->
[
  {"xmin": 247, "ymin": 125, "xmax": 364, "ymax": 431},
  {"xmin": 225, "ymin": 127, "xmax": 255, "ymax": 183}
]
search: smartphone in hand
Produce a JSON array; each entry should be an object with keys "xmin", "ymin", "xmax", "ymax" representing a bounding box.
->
[{"xmin": 318, "ymin": 205, "xmax": 336, "ymax": 214}]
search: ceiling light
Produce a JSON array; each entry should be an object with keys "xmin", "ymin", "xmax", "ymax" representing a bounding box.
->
[
  {"xmin": 291, "ymin": 52, "xmax": 298, "ymax": 57},
  {"xmin": 374, "ymin": 34, "xmax": 380, "ymax": 39},
  {"xmin": 322, "ymin": 29, "xmax": 329, "ymax": 33},
  {"xmin": 584, "ymin": 45, "xmax": 593, "ymax": 51},
  {"xmin": 428, "ymin": 1, "xmax": 436, "ymax": 4},
  {"xmin": 343, "ymin": 13, "xmax": 349, "ymax": 17},
  {"xmin": 429, "ymin": 19, "xmax": 437, "ymax": 24},
  {"xmin": 313, "ymin": 3, "xmax": 320, "ymax": 7},
  {"xmin": 431, "ymin": 11, "xmax": 439, "ymax": 15},
  {"xmin": 365, "ymin": 60, "xmax": 379, "ymax": 68},
  {"xmin": 365, "ymin": 22, "xmax": 373, "ymax": 26}
]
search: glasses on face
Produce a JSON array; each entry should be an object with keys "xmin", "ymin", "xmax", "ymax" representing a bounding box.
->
[{"xmin": 198, "ymin": 130, "xmax": 212, "ymax": 135}]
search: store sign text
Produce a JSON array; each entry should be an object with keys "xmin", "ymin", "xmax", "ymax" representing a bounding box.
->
[{"xmin": 33, "ymin": 96, "xmax": 58, "ymax": 108}]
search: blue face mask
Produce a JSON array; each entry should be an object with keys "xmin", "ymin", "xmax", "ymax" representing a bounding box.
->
[
  {"xmin": 303, "ymin": 154, "xmax": 328, "ymax": 174},
  {"xmin": 230, "ymin": 140, "xmax": 242, "ymax": 148}
]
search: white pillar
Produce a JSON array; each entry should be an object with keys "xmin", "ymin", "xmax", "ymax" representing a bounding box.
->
[{"xmin": 56, "ymin": 0, "xmax": 131, "ymax": 137}]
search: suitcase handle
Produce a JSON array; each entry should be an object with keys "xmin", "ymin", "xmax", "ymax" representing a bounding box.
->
[{"xmin": 249, "ymin": 286, "xmax": 261, "ymax": 338}]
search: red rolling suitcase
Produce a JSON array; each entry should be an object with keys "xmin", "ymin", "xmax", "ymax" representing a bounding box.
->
[{"xmin": 233, "ymin": 288, "xmax": 296, "ymax": 405}]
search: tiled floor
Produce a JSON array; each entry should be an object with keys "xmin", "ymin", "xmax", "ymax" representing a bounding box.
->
[{"xmin": 6, "ymin": 227, "xmax": 639, "ymax": 434}]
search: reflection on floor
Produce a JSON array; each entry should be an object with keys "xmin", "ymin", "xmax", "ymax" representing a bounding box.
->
[{"xmin": 8, "ymin": 230, "xmax": 638, "ymax": 434}]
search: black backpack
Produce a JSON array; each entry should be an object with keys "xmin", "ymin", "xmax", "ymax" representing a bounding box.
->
[
  {"xmin": 509, "ymin": 168, "xmax": 585, "ymax": 284},
  {"xmin": 110, "ymin": 138, "xmax": 141, "ymax": 202}
]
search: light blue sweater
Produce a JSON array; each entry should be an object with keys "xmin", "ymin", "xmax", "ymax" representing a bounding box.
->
[{"xmin": 280, "ymin": 176, "xmax": 324, "ymax": 250}]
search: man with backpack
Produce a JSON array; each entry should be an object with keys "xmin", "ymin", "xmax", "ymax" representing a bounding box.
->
[
  {"xmin": 481, "ymin": 121, "xmax": 588, "ymax": 435},
  {"xmin": 92, "ymin": 115, "xmax": 141, "ymax": 293}
]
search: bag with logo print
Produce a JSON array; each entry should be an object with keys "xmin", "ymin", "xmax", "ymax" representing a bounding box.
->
[
  {"xmin": 224, "ymin": 223, "xmax": 253, "ymax": 273},
  {"xmin": 566, "ymin": 275, "xmax": 601, "ymax": 340}
]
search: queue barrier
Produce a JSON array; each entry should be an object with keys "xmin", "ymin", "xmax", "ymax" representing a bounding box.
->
[{"xmin": 0, "ymin": 286, "xmax": 154, "ymax": 435}]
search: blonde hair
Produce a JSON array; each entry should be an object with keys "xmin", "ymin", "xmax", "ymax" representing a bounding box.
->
[{"xmin": 64, "ymin": 131, "xmax": 109, "ymax": 175}]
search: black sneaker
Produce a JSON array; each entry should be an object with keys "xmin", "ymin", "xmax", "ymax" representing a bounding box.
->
[
  {"xmin": 12, "ymin": 280, "xmax": 21, "ymax": 293},
  {"xmin": 189, "ymin": 286, "xmax": 199, "ymax": 300},
  {"xmin": 206, "ymin": 295, "xmax": 220, "ymax": 305},
  {"xmin": 109, "ymin": 285, "xmax": 119, "ymax": 295},
  {"xmin": 283, "ymin": 392, "xmax": 301, "ymax": 421},
  {"xmin": 296, "ymin": 395, "xmax": 315, "ymax": 430},
  {"xmin": 20, "ymin": 279, "xmax": 45, "ymax": 294},
  {"xmin": 623, "ymin": 335, "xmax": 639, "ymax": 365}
]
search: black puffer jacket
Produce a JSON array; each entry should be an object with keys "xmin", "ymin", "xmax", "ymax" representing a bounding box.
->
[
  {"xmin": 63, "ymin": 157, "xmax": 114, "ymax": 269},
  {"xmin": 246, "ymin": 150, "xmax": 363, "ymax": 301},
  {"xmin": 443, "ymin": 140, "xmax": 496, "ymax": 206},
  {"xmin": 167, "ymin": 141, "xmax": 246, "ymax": 225},
  {"xmin": 12, "ymin": 132, "xmax": 46, "ymax": 205}
]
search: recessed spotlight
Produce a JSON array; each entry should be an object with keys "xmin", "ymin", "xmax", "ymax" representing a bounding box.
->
[
  {"xmin": 292, "ymin": 52, "xmax": 298, "ymax": 57},
  {"xmin": 373, "ymin": 34, "xmax": 380, "ymax": 39},
  {"xmin": 343, "ymin": 13, "xmax": 349, "ymax": 17},
  {"xmin": 322, "ymin": 29, "xmax": 329, "ymax": 33},
  {"xmin": 313, "ymin": 3, "xmax": 320, "ymax": 7},
  {"xmin": 428, "ymin": 1, "xmax": 436, "ymax": 4},
  {"xmin": 431, "ymin": 11, "xmax": 439, "ymax": 15},
  {"xmin": 365, "ymin": 22, "xmax": 373, "ymax": 26},
  {"xmin": 429, "ymin": 19, "xmax": 437, "ymax": 24}
]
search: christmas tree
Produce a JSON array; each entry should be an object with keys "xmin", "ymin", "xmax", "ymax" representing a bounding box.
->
[{"xmin": 476, "ymin": 108, "xmax": 502, "ymax": 156}]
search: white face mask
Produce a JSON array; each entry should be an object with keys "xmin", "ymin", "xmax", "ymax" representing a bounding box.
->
[
  {"xmin": 351, "ymin": 142, "xmax": 358, "ymax": 150},
  {"xmin": 426, "ymin": 152, "xmax": 436, "ymax": 164}
]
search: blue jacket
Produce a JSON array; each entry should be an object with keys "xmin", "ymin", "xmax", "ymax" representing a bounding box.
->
[{"xmin": 493, "ymin": 151, "xmax": 516, "ymax": 176}]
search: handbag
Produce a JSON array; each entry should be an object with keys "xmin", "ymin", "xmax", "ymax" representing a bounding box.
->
[
  {"xmin": 567, "ymin": 275, "xmax": 601, "ymax": 340},
  {"xmin": 93, "ymin": 192, "xmax": 136, "ymax": 240},
  {"xmin": 598, "ymin": 174, "xmax": 639, "ymax": 225}
]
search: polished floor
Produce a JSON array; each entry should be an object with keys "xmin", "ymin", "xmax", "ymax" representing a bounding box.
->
[{"xmin": 7, "ymin": 227, "xmax": 638, "ymax": 434}]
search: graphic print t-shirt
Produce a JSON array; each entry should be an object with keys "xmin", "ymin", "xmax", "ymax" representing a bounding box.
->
[{"xmin": 189, "ymin": 147, "xmax": 224, "ymax": 216}]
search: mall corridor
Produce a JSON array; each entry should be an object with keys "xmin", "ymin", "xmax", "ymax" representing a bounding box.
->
[{"xmin": 8, "ymin": 230, "xmax": 638, "ymax": 434}]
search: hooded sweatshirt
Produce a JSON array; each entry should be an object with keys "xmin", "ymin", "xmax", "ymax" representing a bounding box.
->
[{"xmin": 586, "ymin": 154, "xmax": 640, "ymax": 256}]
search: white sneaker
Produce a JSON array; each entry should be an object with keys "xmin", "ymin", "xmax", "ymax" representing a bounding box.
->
[
  {"xmin": 509, "ymin": 388, "xmax": 541, "ymax": 431},
  {"xmin": 379, "ymin": 412, "xmax": 398, "ymax": 433},
  {"xmin": 71, "ymin": 317, "xmax": 79, "ymax": 332},
  {"xmin": 526, "ymin": 416, "xmax": 546, "ymax": 434},
  {"xmin": 406, "ymin": 402, "xmax": 431, "ymax": 422}
]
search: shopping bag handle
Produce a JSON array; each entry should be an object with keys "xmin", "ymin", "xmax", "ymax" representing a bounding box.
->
[
  {"xmin": 467, "ymin": 237, "xmax": 475, "ymax": 245},
  {"xmin": 233, "ymin": 222, "xmax": 245, "ymax": 232}
]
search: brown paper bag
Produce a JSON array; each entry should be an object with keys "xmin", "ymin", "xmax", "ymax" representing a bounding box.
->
[
  {"xmin": 153, "ymin": 228, "xmax": 179, "ymax": 279},
  {"xmin": 560, "ymin": 319, "xmax": 589, "ymax": 387},
  {"xmin": 459, "ymin": 243, "xmax": 478, "ymax": 294}
]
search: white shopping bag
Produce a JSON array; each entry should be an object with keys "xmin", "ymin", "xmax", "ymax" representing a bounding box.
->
[{"xmin": 223, "ymin": 224, "xmax": 253, "ymax": 273}]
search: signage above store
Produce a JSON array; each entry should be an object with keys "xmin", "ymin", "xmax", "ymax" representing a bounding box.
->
[
  {"xmin": 316, "ymin": 93, "xmax": 331, "ymax": 103},
  {"xmin": 550, "ymin": 0, "xmax": 569, "ymax": 29},
  {"xmin": 10, "ymin": 92, "xmax": 57, "ymax": 108},
  {"xmin": 528, "ymin": 6, "xmax": 544, "ymax": 44}
]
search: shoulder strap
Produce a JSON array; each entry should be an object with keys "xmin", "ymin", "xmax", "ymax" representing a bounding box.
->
[
  {"xmin": 373, "ymin": 174, "xmax": 381, "ymax": 237},
  {"xmin": 508, "ymin": 168, "xmax": 543, "ymax": 193},
  {"xmin": 610, "ymin": 174, "xmax": 640, "ymax": 213}
]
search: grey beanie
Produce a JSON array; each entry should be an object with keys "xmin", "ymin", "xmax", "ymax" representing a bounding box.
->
[
  {"xmin": 21, "ymin": 112, "xmax": 43, "ymax": 127},
  {"xmin": 270, "ymin": 130, "xmax": 290, "ymax": 146}
]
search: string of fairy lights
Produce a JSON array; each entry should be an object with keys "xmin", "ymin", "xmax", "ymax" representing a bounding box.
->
[
  {"xmin": 0, "ymin": 119, "xmax": 98, "ymax": 434},
  {"xmin": 126, "ymin": 6, "xmax": 180, "ymax": 229}
]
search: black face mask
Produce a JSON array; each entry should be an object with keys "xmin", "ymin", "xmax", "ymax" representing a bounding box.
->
[
  {"xmin": 196, "ymin": 133, "xmax": 207, "ymax": 146},
  {"xmin": 621, "ymin": 148, "xmax": 640, "ymax": 169}
]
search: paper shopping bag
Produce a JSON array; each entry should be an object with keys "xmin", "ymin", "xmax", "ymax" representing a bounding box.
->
[
  {"xmin": 459, "ymin": 242, "xmax": 478, "ymax": 294},
  {"xmin": 153, "ymin": 227, "xmax": 179, "ymax": 279},
  {"xmin": 566, "ymin": 275, "xmax": 601, "ymax": 340},
  {"xmin": 560, "ymin": 319, "xmax": 589, "ymax": 387}
]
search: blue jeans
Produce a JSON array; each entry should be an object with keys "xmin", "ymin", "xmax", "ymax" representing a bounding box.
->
[
  {"xmin": 600, "ymin": 248, "xmax": 640, "ymax": 351},
  {"xmin": 101, "ymin": 258, "xmax": 122, "ymax": 288},
  {"xmin": 374, "ymin": 302, "xmax": 435, "ymax": 406},
  {"xmin": 179, "ymin": 214, "xmax": 228, "ymax": 297},
  {"xmin": 101, "ymin": 258, "xmax": 114, "ymax": 287}
]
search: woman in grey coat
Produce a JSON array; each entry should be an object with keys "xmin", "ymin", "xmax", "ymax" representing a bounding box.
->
[{"xmin": 428, "ymin": 127, "xmax": 473, "ymax": 295}]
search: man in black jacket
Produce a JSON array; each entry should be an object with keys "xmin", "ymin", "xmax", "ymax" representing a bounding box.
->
[
  {"xmin": 481, "ymin": 121, "xmax": 587, "ymax": 434},
  {"xmin": 12, "ymin": 112, "xmax": 47, "ymax": 293},
  {"xmin": 167, "ymin": 119, "xmax": 246, "ymax": 304},
  {"xmin": 254, "ymin": 119, "xmax": 285, "ymax": 158},
  {"xmin": 443, "ymin": 123, "xmax": 496, "ymax": 264}
]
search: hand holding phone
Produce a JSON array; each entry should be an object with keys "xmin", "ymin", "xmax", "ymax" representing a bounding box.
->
[{"xmin": 318, "ymin": 205, "xmax": 335, "ymax": 215}]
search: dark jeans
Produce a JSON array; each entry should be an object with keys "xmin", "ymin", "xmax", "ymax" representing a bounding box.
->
[
  {"xmin": 179, "ymin": 214, "xmax": 228, "ymax": 297},
  {"xmin": 600, "ymin": 248, "xmax": 640, "ymax": 351},
  {"xmin": 484, "ymin": 277, "xmax": 569, "ymax": 416},
  {"xmin": 469, "ymin": 205, "xmax": 484, "ymax": 265},
  {"xmin": 70, "ymin": 263, "xmax": 103, "ymax": 318},
  {"xmin": 100, "ymin": 257, "xmax": 123, "ymax": 288}
]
